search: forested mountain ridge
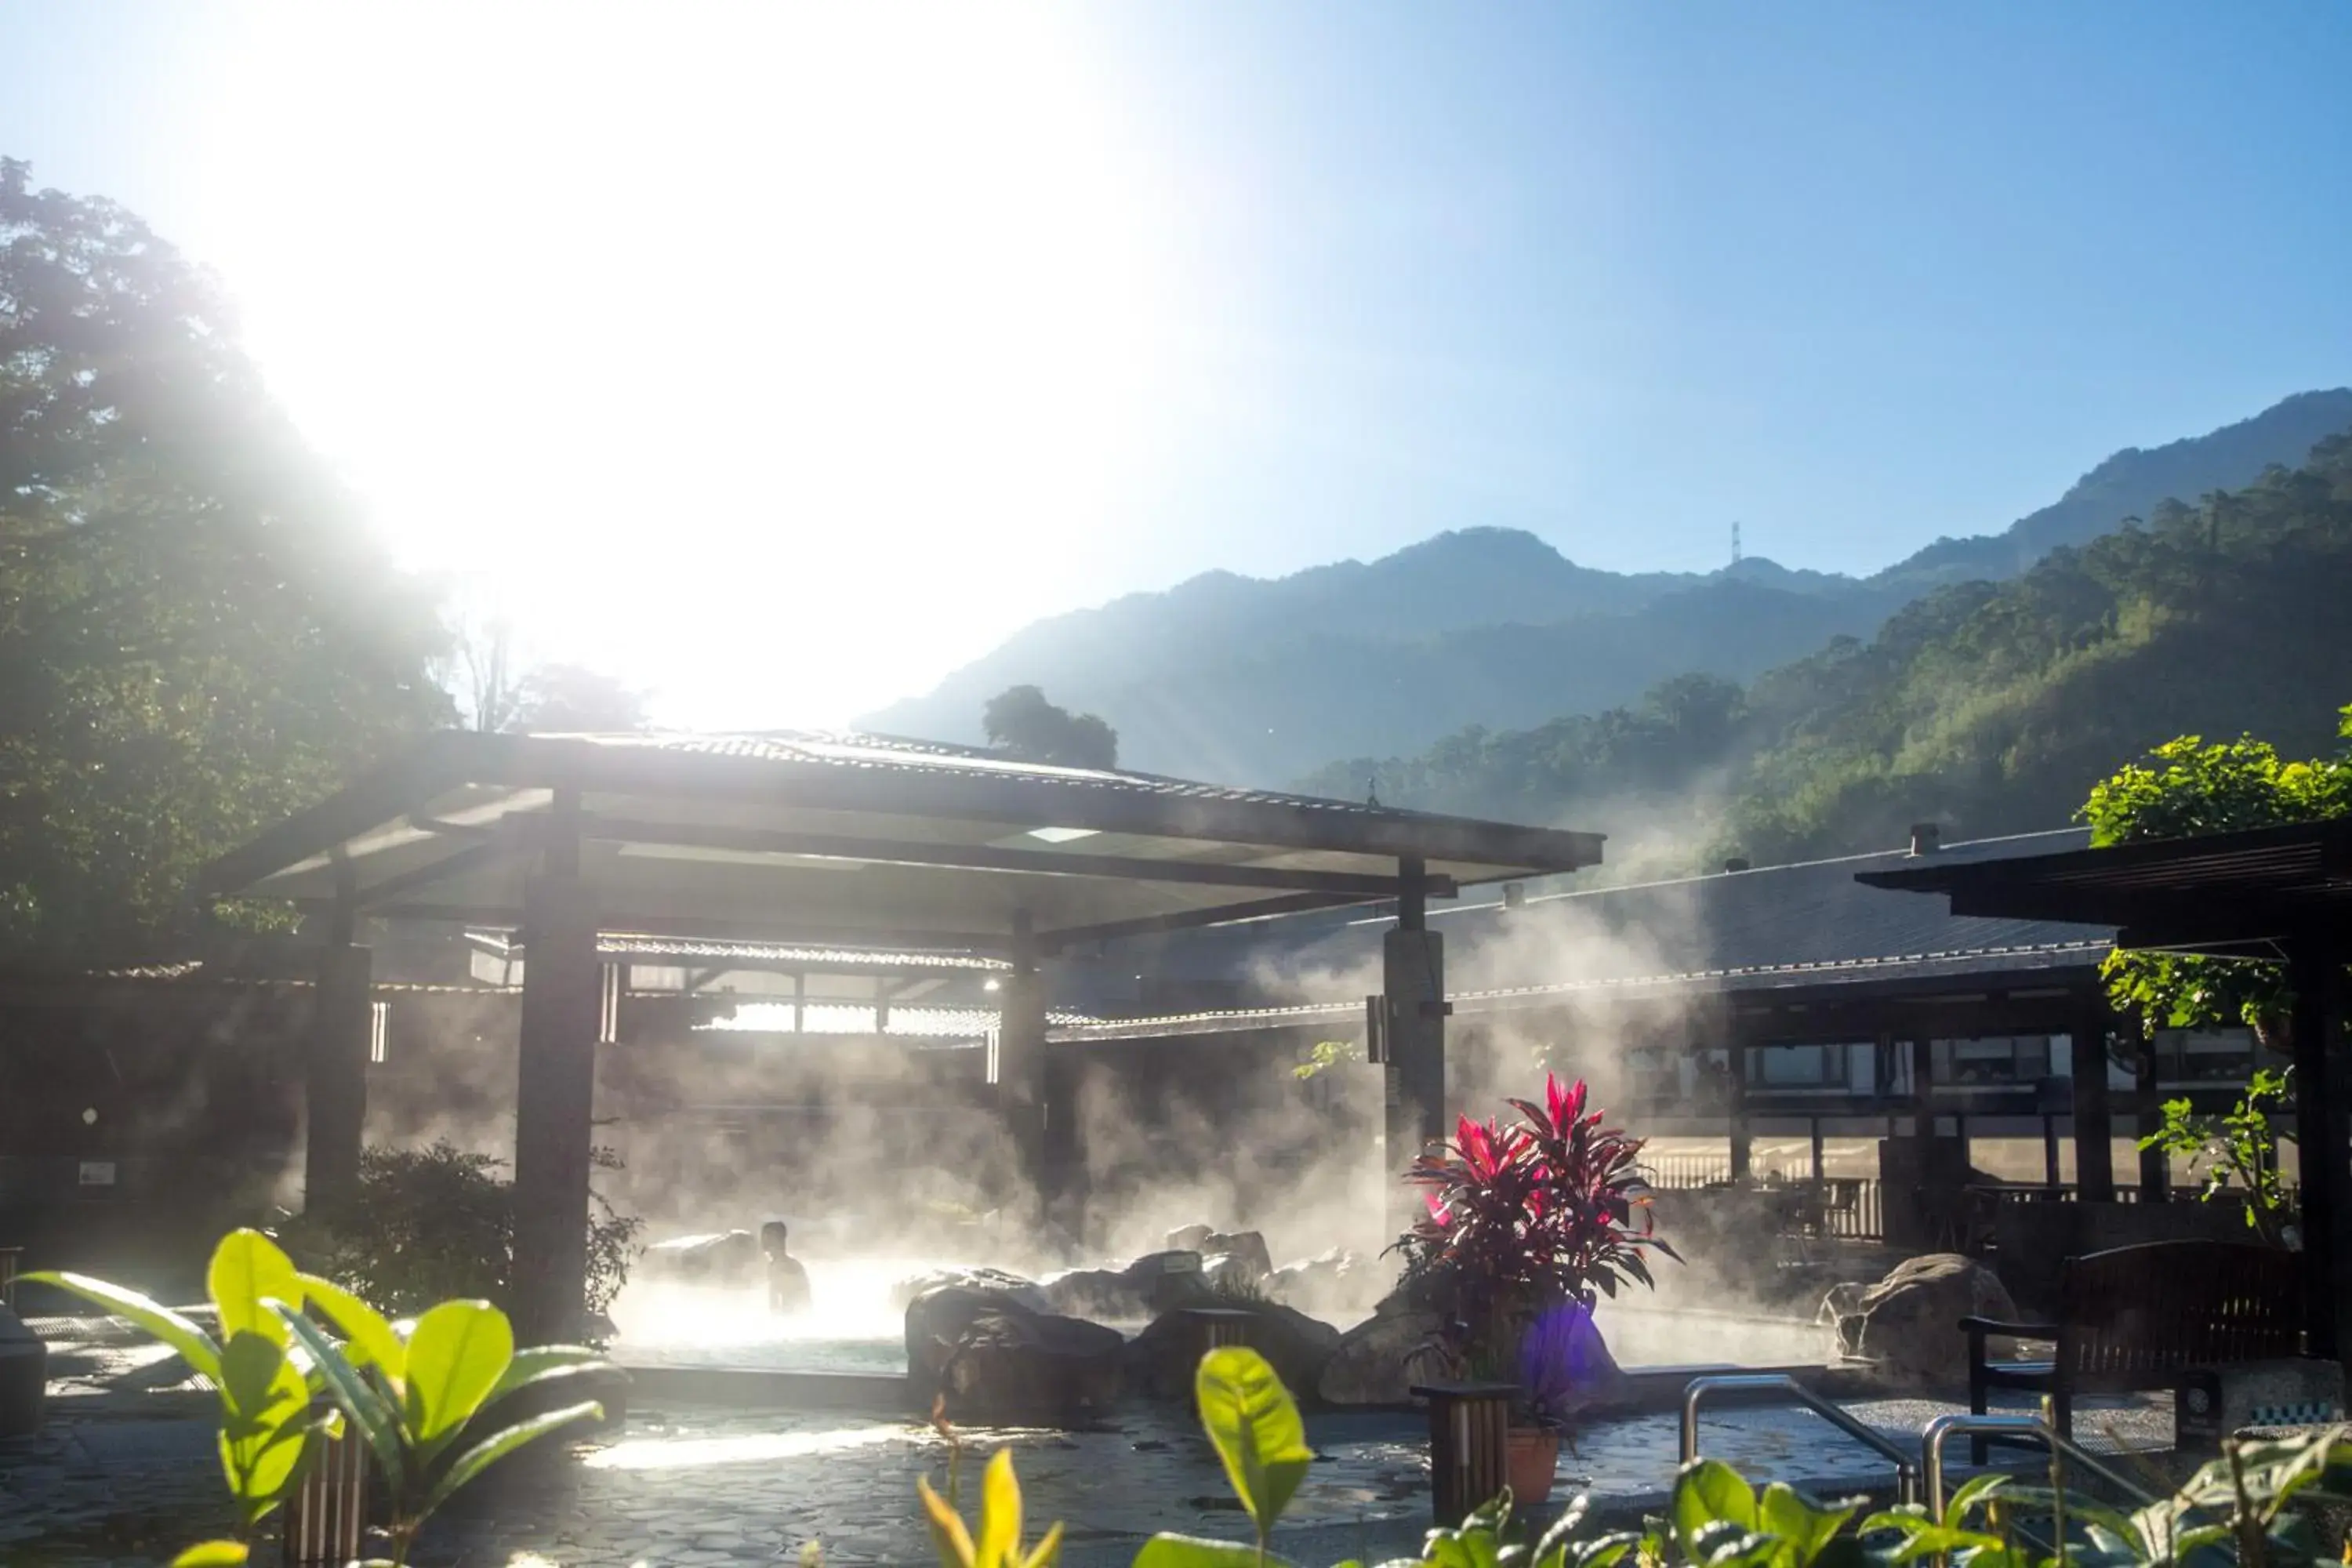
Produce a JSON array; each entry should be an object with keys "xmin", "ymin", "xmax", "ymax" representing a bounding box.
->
[
  {"xmin": 1306, "ymin": 434, "xmax": 2352, "ymax": 879},
  {"xmin": 864, "ymin": 390, "xmax": 2352, "ymax": 782}
]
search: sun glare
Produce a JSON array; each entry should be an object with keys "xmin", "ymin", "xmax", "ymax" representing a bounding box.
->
[{"xmin": 188, "ymin": 2, "xmax": 1175, "ymax": 724}]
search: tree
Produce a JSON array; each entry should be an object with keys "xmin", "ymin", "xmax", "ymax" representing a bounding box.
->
[
  {"xmin": 0, "ymin": 159, "xmax": 451, "ymax": 954},
  {"xmin": 506, "ymin": 663, "xmax": 651, "ymax": 734},
  {"xmin": 981, "ymin": 684, "xmax": 1118, "ymax": 770},
  {"xmin": 2083, "ymin": 703, "xmax": 2350, "ymax": 1044}
]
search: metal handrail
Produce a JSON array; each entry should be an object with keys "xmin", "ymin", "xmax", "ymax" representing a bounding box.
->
[
  {"xmin": 1681, "ymin": 1374, "xmax": 1922, "ymax": 1506},
  {"xmin": 1920, "ymin": 1414, "xmax": 2161, "ymax": 1517}
]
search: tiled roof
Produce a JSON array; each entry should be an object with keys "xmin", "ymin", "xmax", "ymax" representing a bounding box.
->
[{"xmin": 564, "ymin": 729, "xmax": 1491, "ymax": 823}]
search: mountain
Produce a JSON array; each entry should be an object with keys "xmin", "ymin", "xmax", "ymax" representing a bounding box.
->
[
  {"xmin": 1314, "ymin": 430, "xmax": 2352, "ymax": 878},
  {"xmin": 860, "ymin": 390, "xmax": 2352, "ymax": 784}
]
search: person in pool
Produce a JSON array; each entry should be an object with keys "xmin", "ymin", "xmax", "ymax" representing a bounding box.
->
[{"xmin": 761, "ymin": 1220, "xmax": 811, "ymax": 1314}]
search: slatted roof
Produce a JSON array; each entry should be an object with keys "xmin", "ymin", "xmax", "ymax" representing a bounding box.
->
[
  {"xmin": 1857, "ymin": 817, "xmax": 2352, "ymax": 956},
  {"xmin": 197, "ymin": 730, "xmax": 1605, "ymax": 955}
]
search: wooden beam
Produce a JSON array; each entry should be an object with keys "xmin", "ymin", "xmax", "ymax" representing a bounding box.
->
[
  {"xmin": 1037, "ymin": 891, "xmax": 1375, "ymax": 952},
  {"xmin": 347, "ymin": 902, "xmax": 1017, "ymax": 955},
  {"xmin": 575, "ymin": 814, "xmax": 1458, "ymax": 899},
  {"xmin": 350, "ymin": 839, "xmax": 513, "ymax": 909}
]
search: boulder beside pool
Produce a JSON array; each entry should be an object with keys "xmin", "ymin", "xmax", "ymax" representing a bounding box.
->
[{"xmin": 905, "ymin": 1284, "xmax": 1124, "ymax": 1427}]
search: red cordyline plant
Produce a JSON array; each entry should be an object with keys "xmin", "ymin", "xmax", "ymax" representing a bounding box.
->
[{"xmin": 1395, "ymin": 1075, "xmax": 1679, "ymax": 1396}]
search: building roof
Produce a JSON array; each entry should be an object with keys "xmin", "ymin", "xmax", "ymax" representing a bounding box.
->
[
  {"xmin": 1860, "ymin": 816, "xmax": 2352, "ymax": 956},
  {"xmin": 1058, "ymin": 826, "xmax": 2117, "ymax": 1033},
  {"xmin": 196, "ymin": 729, "xmax": 1605, "ymax": 955}
]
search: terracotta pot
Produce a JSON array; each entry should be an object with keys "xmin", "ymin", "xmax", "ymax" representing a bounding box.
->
[{"xmin": 1505, "ymin": 1425, "xmax": 1559, "ymax": 1506}]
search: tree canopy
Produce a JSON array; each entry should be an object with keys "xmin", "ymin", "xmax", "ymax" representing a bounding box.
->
[
  {"xmin": 982, "ymin": 684, "xmax": 1118, "ymax": 770},
  {"xmin": 0, "ymin": 158, "xmax": 450, "ymax": 954},
  {"xmin": 2085, "ymin": 702, "xmax": 2350, "ymax": 1043}
]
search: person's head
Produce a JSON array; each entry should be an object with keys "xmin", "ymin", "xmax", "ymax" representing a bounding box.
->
[{"xmin": 760, "ymin": 1220, "xmax": 789, "ymax": 1254}]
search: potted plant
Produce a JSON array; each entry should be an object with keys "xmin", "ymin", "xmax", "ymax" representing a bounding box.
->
[{"xmin": 1395, "ymin": 1074, "xmax": 1678, "ymax": 1504}]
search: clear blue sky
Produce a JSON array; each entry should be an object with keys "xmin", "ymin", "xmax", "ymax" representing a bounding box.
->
[{"xmin": 2, "ymin": 2, "xmax": 2347, "ymax": 723}]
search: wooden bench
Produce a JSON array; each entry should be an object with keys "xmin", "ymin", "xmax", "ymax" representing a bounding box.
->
[{"xmin": 1962, "ymin": 1239, "xmax": 2303, "ymax": 1463}]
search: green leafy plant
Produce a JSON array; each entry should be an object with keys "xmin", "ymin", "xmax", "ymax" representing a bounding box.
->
[
  {"xmin": 2084, "ymin": 710, "xmax": 2352, "ymax": 1047},
  {"xmin": 919, "ymin": 1447, "xmax": 1065, "ymax": 1568},
  {"xmin": 1294, "ymin": 1040, "xmax": 1363, "ymax": 1081},
  {"xmin": 26, "ymin": 1228, "xmax": 607, "ymax": 1568},
  {"xmin": 2138, "ymin": 1069, "xmax": 2297, "ymax": 1246}
]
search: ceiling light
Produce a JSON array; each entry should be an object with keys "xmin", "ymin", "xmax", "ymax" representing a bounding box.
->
[{"xmin": 1027, "ymin": 827, "xmax": 1098, "ymax": 844}]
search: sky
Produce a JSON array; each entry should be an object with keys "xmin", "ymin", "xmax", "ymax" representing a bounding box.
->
[{"xmin": 2, "ymin": 2, "xmax": 2348, "ymax": 727}]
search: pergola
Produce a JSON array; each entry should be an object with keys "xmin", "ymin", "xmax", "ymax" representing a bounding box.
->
[
  {"xmin": 198, "ymin": 729, "xmax": 1604, "ymax": 1341},
  {"xmin": 1860, "ymin": 817, "xmax": 2352, "ymax": 1359}
]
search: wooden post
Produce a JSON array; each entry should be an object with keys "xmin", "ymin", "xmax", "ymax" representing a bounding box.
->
[
  {"xmin": 2042, "ymin": 1116, "xmax": 2061, "ymax": 1191},
  {"xmin": 303, "ymin": 934, "xmax": 373, "ymax": 1212},
  {"xmin": 1384, "ymin": 858, "xmax": 1446, "ymax": 1240},
  {"xmin": 1810, "ymin": 1118, "xmax": 1826, "ymax": 1183},
  {"xmin": 2288, "ymin": 945, "xmax": 2350, "ymax": 1363},
  {"xmin": 995, "ymin": 913, "xmax": 1049, "ymax": 1216},
  {"xmin": 1414, "ymin": 1381, "xmax": 1515, "ymax": 1526},
  {"xmin": 1728, "ymin": 1044, "xmax": 1752, "ymax": 1181},
  {"xmin": 281, "ymin": 1419, "xmax": 368, "ymax": 1567},
  {"xmin": 510, "ymin": 801, "xmax": 601, "ymax": 1347},
  {"xmin": 2072, "ymin": 998, "xmax": 2117, "ymax": 1202},
  {"xmin": 2136, "ymin": 1033, "xmax": 2168, "ymax": 1201}
]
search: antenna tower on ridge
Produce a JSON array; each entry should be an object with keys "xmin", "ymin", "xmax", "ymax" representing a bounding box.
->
[{"xmin": 1731, "ymin": 521, "xmax": 1742, "ymax": 564}]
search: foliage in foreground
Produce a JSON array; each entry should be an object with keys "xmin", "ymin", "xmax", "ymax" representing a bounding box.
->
[
  {"xmin": 274, "ymin": 1139, "xmax": 642, "ymax": 1328},
  {"xmin": 927, "ymin": 1346, "xmax": 2352, "ymax": 1568},
  {"xmin": 26, "ymin": 1228, "xmax": 608, "ymax": 1568}
]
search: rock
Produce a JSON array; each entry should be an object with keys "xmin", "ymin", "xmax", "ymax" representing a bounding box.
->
[
  {"xmin": 1269, "ymin": 1249, "xmax": 1366, "ymax": 1318},
  {"xmin": 1167, "ymin": 1225, "xmax": 1215, "ymax": 1254},
  {"xmin": 1203, "ymin": 1254, "xmax": 1263, "ymax": 1298},
  {"xmin": 905, "ymin": 1287, "xmax": 1126, "ymax": 1426},
  {"xmin": 0, "ymin": 1304, "xmax": 45, "ymax": 1439},
  {"xmin": 1318, "ymin": 1292, "xmax": 1446, "ymax": 1406},
  {"xmin": 1043, "ymin": 1251, "xmax": 1213, "ymax": 1319},
  {"xmin": 1123, "ymin": 1303, "xmax": 1342, "ymax": 1403},
  {"xmin": 1837, "ymin": 1253, "xmax": 2021, "ymax": 1387},
  {"xmin": 888, "ymin": 1266, "xmax": 1048, "ymax": 1314},
  {"xmin": 638, "ymin": 1231, "xmax": 761, "ymax": 1286}
]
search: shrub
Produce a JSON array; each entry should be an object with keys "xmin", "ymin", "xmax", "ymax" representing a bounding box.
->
[{"xmin": 277, "ymin": 1140, "xmax": 641, "ymax": 1330}]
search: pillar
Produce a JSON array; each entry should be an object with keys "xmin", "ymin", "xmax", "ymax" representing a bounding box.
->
[
  {"xmin": 2288, "ymin": 946, "xmax": 2350, "ymax": 1363},
  {"xmin": 1039, "ymin": 1049, "xmax": 1084, "ymax": 1234},
  {"xmin": 510, "ymin": 870, "xmax": 601, "ymax": 1346},
  {"xmin": 2136, "ymin": 1034, "xmax": 2169, "ymax": 1200},
  {"xmin": 1727, "ymin": 1045, "xmax": 1752, "ymax": 1181},
  {"xmin": 2071, "ymin": 999, "xmax": 2116, "ymax": 1202},
  {"xmin": 303, "ymin": 940, "xmax": 374, "ymax": 1211},
  {"xmin": 993, "ymin": 916, "xmax": 1049, "ymax": 1218},
  {"xmin": 1810, "ymin": 1119, "xmax": 1826, "ymax": 1184},
  {"xmin": 1383, "ymin": 858, "xmax": 1446, "ymax": 1241}
]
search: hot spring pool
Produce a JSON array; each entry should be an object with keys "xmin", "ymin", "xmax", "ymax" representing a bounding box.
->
[{"xmin": 607, "ymin": 1258, "xmax": 1833, "ymax": 1376}]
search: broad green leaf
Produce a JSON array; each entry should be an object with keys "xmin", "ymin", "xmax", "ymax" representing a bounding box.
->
[
  {"xmin": 22, "ymin": 1269, "xmax": 221, "ymax": 1383},
  {"xmin": 1193, "ymin": 1347, "xmax": 1312, "ymax": 1533},
  {"xmin": 209, "ymin": 1230, "xmax": 301, "ymax": 1346},
  {"xmin": 1530, "ymin": 1496, "xmax": 1594, "ymax": 1567},
  {"xmin": 1939, "ymin": 1471, "xmax": 2010, "ymax": 1529},
  {"xmin": 1130, "ymin": 1537, "xmax": 1274, "ymax": 1567},
  {"xmin": 1570, "ymin": 1543, "xmax": 1634, "ymax": 1568},
  {"xmin": 1700, "ymin": 1531, "xmax": 1782, "ymax": 1568},
  {"xmin": 1673, "ymin": 1459, "xmax": 1757, "ymax": 1555},
  {"xmin": 296, "ymin": 1273, "xmax": 405, "ymax": 1384},
  {"xmin": 1759, "ymin": 1483, "xmax": 1859, "ymax": 1568},
  {"xmin": 484, "ymin": 1344, "xmax": 605, "ymax": 1410},
  {"xmin": 271, "ymin": 1300, "xmax": 405, "ymax": 1494},
  {"xmin": 402, "ymin": 1299, "xmax": 514, "ymax": 1454},
  {"xmin": 978, "ymin": 1449, "xmax": 1022, "ymax": 1568},
  {"xmin": 919, "ymin": 1474, "xmax": 978, "ymax": 1568},
  {"xmin": 216, "ymin": 1330, "xmax": 310, "ymax": 1515},
  {"xmin": 418, "ymin": 1399, "xmax": 601, "ymax": 1520},
  {"xmin": 170, "ymin": 1544, "xmax": 250, "ymax": 1568}
]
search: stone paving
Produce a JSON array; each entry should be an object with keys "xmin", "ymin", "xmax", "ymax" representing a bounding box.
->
[{"xmin": 1, "ymin": 1321, "xmax": 2178, "ymax": 1568}]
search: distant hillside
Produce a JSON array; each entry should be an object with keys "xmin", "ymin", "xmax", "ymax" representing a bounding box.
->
[
  {"xmin": 1312, "ymin": 431, "xmax": 2352, "ymax": 877},
  {"xmin": 861, "ymin": 389, "xmax": 2352, "ymax": 783}
]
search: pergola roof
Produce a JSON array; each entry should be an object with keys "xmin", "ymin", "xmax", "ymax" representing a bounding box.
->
[
  {"xmin": 1857, "ymin": 817, "xmax": 2352, "ymax": 956},
  {"xmin": 198, "ymin": 730, "xmax": 1606, "ymax": 955}
]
